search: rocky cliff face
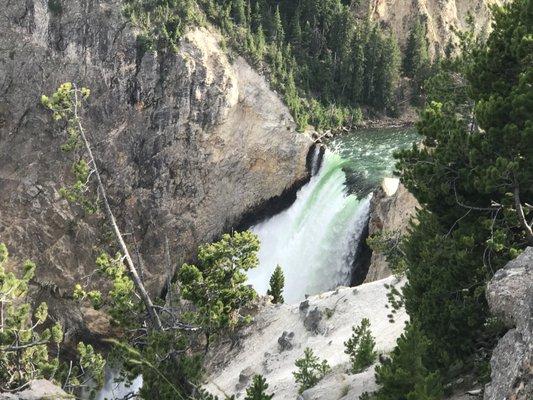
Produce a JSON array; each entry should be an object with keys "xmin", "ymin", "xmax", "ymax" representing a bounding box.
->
[
  {"xmin": 364, "ymin": 178, "xmax": 419, "ymax": 283},
  {"xmin": 484, "ymin": 247, "xmax": 532, "ymax": 400},
  {"xmin": 356, "ymin": 0, "xmax": 506, "ymax": 56},
  {"xmin": 0, "ymin": 0, "xmax": 311, "ymax": 339}
]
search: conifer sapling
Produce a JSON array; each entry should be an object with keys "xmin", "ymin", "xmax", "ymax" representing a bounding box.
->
[
  {"xmin": 244, "ymin": 375, "xmax": 274, "ymax": 400},
  {"xmin": 293, "ymin": 347, "xmax": 331, "ymax": 393},
  {"xmin": 344, "ymin": 318, "xmax": 377, "ymax": 373},
  {"xmin": 267, "ymin": 265, "xmax": 285, "ymax": 304}
]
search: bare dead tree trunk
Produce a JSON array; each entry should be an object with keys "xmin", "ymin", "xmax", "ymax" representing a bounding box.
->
[
  {"xmin": 513, "ymin": 184, "xmax": 533, "ymax": 246},
  {"xmin": 72, "ymin": 87, "xmax": 163, "ymax": 330}
]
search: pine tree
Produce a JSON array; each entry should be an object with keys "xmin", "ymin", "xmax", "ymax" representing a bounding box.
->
[
  {"xmin": 374, "ymin": 33, "xmax": 401, "ymax": 112},
  {"xmin": 362, "ymin": 24, "xmax": 380, "ymax": 103},
  {"xmin": 293, "ymin": 348, "xmax": 331, "ymax": 394},
  {"xmin": 344, "ymin": 318, "xmax": 377, "ymax": 373},
  {"xmin": 244, "ymin": 375, "xmax": 274, "ymax": 400},
  {"xmin": 232, "ymin": 0, "xmax": 247, "ymax": 26},
  {"xmin": 395, "ymin": 0, "xmax": 532, "ymax": 371},
  {"xmin": 267, "ymin": 265, "xmax": 285, "ymax": 304},
  {"xmin": 178, "ymin": 231, "xmax": 260, "ymax": 337},
  {"xmin": 351, "ymin": 38, "xmax": 365, "ymax": 102},
  {"xmin": 403, "ymin": 16, "xmax": 430, "ymax": 103},
  {"xmin": 254, "ymin": 24, "xmax": 267, "ymax": 61},
  {"xmin": 251, "ymin": 0, "xmax": 262, "ymax": 32},
  {"xmin": 0, "ymin": 243, "xmax": 105, "ymax": 395},
  {"xmin": 289, "ymin": 5, "xmax": 302, "ymax": 47},
  {"xmin": 272, "ymin": 5, "xmax": 285, "ymax": 46},
  {"xmin": 374, "ymin": 323, "xmax": 443, "ymax": 400},
  {"xmin": 403, "ymin": 16, "xmax": 429, "ymax": 79}
]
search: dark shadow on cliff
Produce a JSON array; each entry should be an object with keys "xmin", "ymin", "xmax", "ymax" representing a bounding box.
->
[{"xmin": 233, "ymin": 143, "xmax": 325, "ymax": 231}]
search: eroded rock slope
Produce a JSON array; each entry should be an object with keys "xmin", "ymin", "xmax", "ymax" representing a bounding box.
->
[
  {"xmin": 356, "ymin": 0, "xmax": 506, "ymax": 56},
  {"xmin": 205, "ymin": 277, "xmax": 408, "ymax": 400}
]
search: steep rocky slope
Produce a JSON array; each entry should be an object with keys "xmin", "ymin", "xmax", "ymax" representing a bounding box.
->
[
  {"xmin": 364, "ymin": 178, "xmax": 419, "ymax": 283},
  {"xmin": 0, "ymin": 0, "xmax": 311, "ymax": 339},
  {"xmin": 205, "ymin": 277, "xmax": 408, "ymax": 399},
  {"xmin": 356, "ymin": 0, "xmax": 506, "ymax": 56}
]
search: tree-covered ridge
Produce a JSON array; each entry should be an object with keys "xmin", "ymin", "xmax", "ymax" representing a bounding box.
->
[{"xmin": 124, "ymin": 0, "xmax": 422, "ymax": 130}]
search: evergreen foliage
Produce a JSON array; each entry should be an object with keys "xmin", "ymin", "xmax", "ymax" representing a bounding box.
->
[
  {"xmin": 123, "ymin": 0, "xmax": 414, "ymax": 130},
  {"xmin": 369, "ymin": 2, "xmax": 533, "ymax": 397},
  {"xmin": 404, "ymin": 17, "xmax": 430, "ymax": 79},
  {"xmin": 266, "ymin": 265, "xmax": 284, "ymax": 304},
  {"xmin": 0, "ymin": 243, "xmax": 105, "ymax": 397},
  {"xmin": 403, "ymin": 16, "xmax": 431, "ymax": 104},
  {"xmin": 123, "ymin": 0, "xmax": 202, "ymax": 52},
  {"xmin": 393, "ymin": 0, "xmax": 532, "ymax": 373},
  {"xmin": 244, "ymin": 375, "xmax": 274, "ymax": 400},
  {"xmin": 178, "ymin": 231, "xmax": 260, "ymax": 337},
  {"xmin": 344, "ymin": 318, "xmax": 377, "ymax": 373},
  {"xmin": 374, "ymin": 323, "xmax": 443, "ymax": 400},
  {"xmin": 293, "ymin": 347, "xmax": 331, "ymax": 394}
]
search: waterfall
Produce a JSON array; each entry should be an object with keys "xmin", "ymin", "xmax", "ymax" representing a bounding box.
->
[
  {"xmin": 96, "ymin": 370, "xmax": 143, "ymax": 400},
  {"xmin": 310, "ymin": 145, "xmax": 322, "ymax": 176},
  {"xmin": 247, "ymin": 150, "xmax": 371, "ymax": 304}
]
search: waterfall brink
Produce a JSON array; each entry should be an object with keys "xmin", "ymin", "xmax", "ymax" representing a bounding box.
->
[{"xmin": 247, "ymin": 150, "xmax": 372, "ymax": 304}]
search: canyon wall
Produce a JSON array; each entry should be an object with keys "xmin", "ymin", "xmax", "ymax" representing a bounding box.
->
[
  {"xmin": 356, "ymin": 0, "xmax": 506, "ymax": 56},
  {"xmin": 0, "ymin": 0, "xmax": 311, "ymax": 339}
]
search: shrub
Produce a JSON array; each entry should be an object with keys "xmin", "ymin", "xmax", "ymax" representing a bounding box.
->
[
  {"xmin": 293, "ymin": 347, "xmax": 331, "ymax": 393},
  {"xmin": 267, "ymin": 265, "xmax": 285, "ymax": 304},
  {"xmin": 344, "ymin": 318, "xmax": 377, "ymax": 373},
  {"xmin": 244, "ymin": 375, "xmax": 274, "ymax": 400}
]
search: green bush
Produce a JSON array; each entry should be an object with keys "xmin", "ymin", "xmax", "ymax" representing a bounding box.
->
[
  {"xmin": 244, "ymin": 375, "xmax": 274, "ymax": 400},
  {"xmin": 267, "ymin": 265, "xmax": 285, "ymax": 304},
  {"xmin": 178, "ymin": 231, "xmax": 259, "ymax": 338},
  {"xmin": 344, "ymin": 318, "xmax": 377, "ymax": 373},
  {"xmin": 374, "ymin": 323, "xmax": 443, "ymax": 400},
  {"xmin": 0, "ymin": 243, "xmax": 104, "ymax": 396},
  {"xmin": 293, "ymin": 347, "xmax": 331, "ymax": 393}
]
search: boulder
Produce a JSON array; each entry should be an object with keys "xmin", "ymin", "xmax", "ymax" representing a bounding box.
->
[
  {"xmin": 278, "ymin": 331, "xmax": 295, "ymax": 352},
  {"xmin": 0, "ymin": 380, "xmax": 71, "ymax": 400},
  {"xmin": 484, "ymin": 247, "xmax": 533, "ymax": 400}
]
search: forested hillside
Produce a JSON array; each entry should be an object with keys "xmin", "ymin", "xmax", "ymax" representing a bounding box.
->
[{"xmin": 125, "ymin": 0, "xmax": 436, "ymax": 130}]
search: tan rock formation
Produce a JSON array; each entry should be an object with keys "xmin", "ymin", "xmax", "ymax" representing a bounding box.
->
[
  {"xmin": 355, "ymin": 0, "xmax": 507, "ymax": 56},
  {"xmin": 364, "ymin": 179, "xmax": 419, "ymax": 283}
]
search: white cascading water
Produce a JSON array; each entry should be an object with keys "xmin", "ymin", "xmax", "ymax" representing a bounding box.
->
[{"xmin": 247, "ymin": 149, "xmax": 371, "ymax": 304}]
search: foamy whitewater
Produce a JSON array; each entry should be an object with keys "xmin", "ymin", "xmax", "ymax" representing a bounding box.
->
[{"xmin": 247, "ymin": 150, "xmax": 371, "ymax": 303}]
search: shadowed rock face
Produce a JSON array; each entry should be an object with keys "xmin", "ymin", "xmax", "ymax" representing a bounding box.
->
[
  {"xmin": 484, "ymin": 248, "xmax": 532, "ymax": 400},
  {"xmin": 0, "ymin": 1, "xmax": 311, "ymax": 339}
]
